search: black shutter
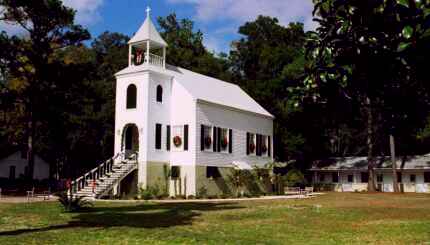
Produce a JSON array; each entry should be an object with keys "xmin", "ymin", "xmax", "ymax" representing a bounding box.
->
[
  {"xmin": 166, "ymin": 125, "xmax": 171, "ymax": 151},
  {"xmin": 246, "ymin": 132, "xmax": 250, "ymax": 155},
  {"xmin": 155, "ymin": 123, "xmax": 162, "ymax": 149},
  {"xmin": 268, "ymin": 136, "xmax": 271, "ymax": 157},
  {"xmin": 229, "ymin": 129, "xmax": 233, "ymax": 153},
  {"xmin": 213, "ymin": 127, "xmax": 217, "ymax": 152},
  {"xmin": 217, "ymin": 127, "xmax": 221, "ymax": 152},
  {"xmin": 184, "ymin": 125, "xmax": 189, "ymax": 151},
  {"xmin": 256, "ymin": 134, "xmax": 261, "ymax": 156},
  {"xmin": 201, "ymin": 125, "xmax": 205, "ymax": 151}
]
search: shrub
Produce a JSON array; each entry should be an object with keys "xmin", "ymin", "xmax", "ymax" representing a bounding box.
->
[
  {"xmin": 197, "ymin": 186, "xmax": 208, "ymax": 199},
  {"xmin": 56, "ymin": 192, "xmax": 93, "ymax": 212},
  {"xmin": 283, "ymin": 169, "xmax": 306, "ymax": 187},
  {"xmin": 138, "ymin": 184, "xmax": 162, "ymax": 200}
]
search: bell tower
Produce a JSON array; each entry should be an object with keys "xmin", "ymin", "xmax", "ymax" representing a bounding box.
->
[{"xmin": 128, "ymin": 6, "xmax": 168, "ymax": 68}]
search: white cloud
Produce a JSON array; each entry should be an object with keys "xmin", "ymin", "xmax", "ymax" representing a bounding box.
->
[
  {"xmin": 62, "ymin": 0, "xmax": 104, "ymax": 25},
  {"xmin": 168, "ymin": 0, "xmax": 315, "ymax": 30},
  {"xmin": 0, "ymin": 0, "xmax": 104, "ymax": 35},
  {"xmin": 168, "ymin": 0, "xmax": 316, "ymax": 52}
]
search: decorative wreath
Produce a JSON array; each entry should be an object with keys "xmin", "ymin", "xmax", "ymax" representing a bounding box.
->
[
  {"xmin": 204, "ymin": 136, "xmax": 212, "ymax": 148},
  {"xmin": 249, "ymin": 143, "xmax": 256, "ymax": 153},
  {"xmin": 261, "ymin": 144, "xmax": 268, "ymax": 153},
  {"xmin": 173, "ymin": 136, "xmax": 182, "ymax": 147},
  {"xmin": 221, "ymin": 137, "xmax": 228, "ymax": 149}
]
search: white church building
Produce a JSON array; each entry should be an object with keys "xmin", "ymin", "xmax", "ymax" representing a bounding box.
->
[{"xmin": 71, "ymin": 8, "xmax": 274, "ymax": 198}]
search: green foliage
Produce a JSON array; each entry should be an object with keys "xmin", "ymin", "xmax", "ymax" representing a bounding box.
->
[
  {"xmin": 283, "ymin": 169, "xmax": 306, "ymax": 187},
  {"xmin": 157, "ymin": 14, "xmax": 231, "ymax": 81},
  {"xmin": 138, "ymin": 184, "xmax": 166, "ymax": 200},
  {"xmin": 197, "ymin": 186, "xmax": 208, "ymax": 199},
  {"xmin": 56, "ymin": 192, "xmax": 93, "ymax": 212}
]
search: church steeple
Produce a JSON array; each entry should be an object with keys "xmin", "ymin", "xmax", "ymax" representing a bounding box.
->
[{"xmin": 128, "ymin": 6, "xmax": 167, "ymax": 68}]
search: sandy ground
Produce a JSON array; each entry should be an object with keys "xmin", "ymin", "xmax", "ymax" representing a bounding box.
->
[{"xmin": 0, "ymin": 195, "xmax": 58, "ymax": 203}]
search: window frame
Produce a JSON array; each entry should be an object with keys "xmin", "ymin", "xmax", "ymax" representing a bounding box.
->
[
  {"xmin": 206, "ymin": 166, "xmax": 221, "ymax": 179},
  {"xmin": 319, "ymin": 173, "xmax": 325, "ymax": 182},
  {"xmin": 219, "ymin": 128, "xmax": 229, "ymax": 153},
  {"xmin": 248, "ymin": 133, "xmax": 256, "ymax": 156},
  {"xmin": 332, "ymin": 172, "xmax": 339, "ymax": 183},
  {"xmin": 156, "ymin": 85, "xmax": 163, "ymax": 103},
  {"xmin": 202, "ymin": 125, "xmax": 213, "ymax": 152},
  {"xmin": 361, "ymin": 172, "xmax": 369, "ymax": 183},
  {"xmin": 410, "ymin": 174, "xmax": 416, "ymax": 183},
  {"xmin": 172, "ymin": 125, "xmax": 184, "ymax": 151},
  {"xmin": 347, "ymin": 174, "xmax": 354, "ymax": 183},
  {"xmin": 425, "ymin": 172, "xmax": 430, "ymax": 183},
  {"xmin": 126, "ymin": 84, "xmax": 137, "ymax": 109},
  {"xmin": 155, "ymin": 123, "xmax": 162, "ymax": 150},
  {"xmin": 377, "ymin": 174, "xmax": 383, "ymax": 183},
  {"xmin": 171, "ymin": 166, "xmax": 180, "ymax": 179}
]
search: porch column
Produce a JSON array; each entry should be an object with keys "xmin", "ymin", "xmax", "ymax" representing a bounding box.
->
[
  {"xmin": 146, "ymin": 40, "xmax": 150, "ymax": 64},
  {"xmin": 128, "ymin": 45, "xmax": 132, "ymax": 66},
  {"xmin": 163, "ymin": 46, "xmax": 166, "ymax": 68}
]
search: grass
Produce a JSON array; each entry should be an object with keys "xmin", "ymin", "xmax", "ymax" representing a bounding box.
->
[{"xmin": 0, "ymin": 193, "xmax": 429, "ymax": 244}]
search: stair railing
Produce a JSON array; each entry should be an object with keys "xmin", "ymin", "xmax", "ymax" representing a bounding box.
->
[
  {"xmin": 70, "ymin": 152, "xmax": 125, "ymax": 194},
  {"xmin": 97, "ymin": 151, "xmax": 139, "ymax": 198}
]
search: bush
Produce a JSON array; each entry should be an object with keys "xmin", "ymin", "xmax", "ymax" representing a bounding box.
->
[
  {"xmin": 197, "ymin": 186, "xmax": 208, "ymax": 199},
  {"xmin": 138, "ymin": 185, "xmax": 162, "ymax": 200},
  {"xmin": 283, "ymin": 169, "xmax": 306, "ymax": 187},
  {"xmin": 56, "ymin": 192, "xmax": 93, "ymax": 212}
]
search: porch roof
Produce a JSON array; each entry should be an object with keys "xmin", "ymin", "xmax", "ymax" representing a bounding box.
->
[{"xmin": 311, "ymin": 154, "xmax": 430, "ymax": 171}]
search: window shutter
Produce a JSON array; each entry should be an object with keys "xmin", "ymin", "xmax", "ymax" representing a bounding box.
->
[
  {"xmin": 217, "ymin": 127, "xmax": 221, "ymax": 152},
  {"xmin": 166, "ymin": 125, "xmax": 171, "ymax": 151},
  {"xmin": 246, "ymin": 132, "xmax": 250, "ymax": 155},
  {"xmin": 213, "ymin": 127, "xmax": 217, "ymax": 152},
  {"xmin": 201, "ymin": 125, "xmax": 205, "ymax": 151},
  {"xmin": 155, "ymin": 123, "xmax": 162, "ymax": 149},
  {"xmin": 184, "ymin": 125, "xmax": 189, "ymax": 151},
  {"xmin": 256, "ymin": 134, "xmax": 261, "ymax": 156},
  {"xmin": 268, "ymin": 136, "xmax": 271, "ymax": 157},
  {"xmin": 229, "ymin": 129, "xmax": 233, "ymax": 153}
]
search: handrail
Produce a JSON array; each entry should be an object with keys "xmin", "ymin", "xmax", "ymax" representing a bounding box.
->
[
  {"xmin": 98, "ymin": 152, "xmax": 139, "ymax": 197},
  {"xmin": 148, "ymin": 53, "xmax": 163, "ymax": 67},
  {"xmin": 69, "ymin": 152, "xmax": 125, "ymax": 194}
]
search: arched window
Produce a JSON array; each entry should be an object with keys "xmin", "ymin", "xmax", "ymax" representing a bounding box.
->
[
  {"xmin": 126, "ymin": 84, "xmax": 137, "ymax": 109},
  {"xmin": 156, "ymin": 85, "xmax": 163, "ymax": 103}
]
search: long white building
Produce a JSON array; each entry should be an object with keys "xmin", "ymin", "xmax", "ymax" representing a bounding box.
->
[{"xmin": 311, "ymin": 155, "xmax": 430, "ymax": 193}]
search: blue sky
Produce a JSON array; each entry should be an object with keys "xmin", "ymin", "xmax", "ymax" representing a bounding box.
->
[{"xmin": 1, "ymin": 0, "xmax": 315, "ymax": 53}]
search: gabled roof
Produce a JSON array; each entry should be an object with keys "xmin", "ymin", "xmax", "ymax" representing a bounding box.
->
[
  {"xmin": 311, "ymin": 154, "xmax": 430, "ymax": 171},
  {"xmin": 128, "ymin": 11, "xmax": 167, "ymax": 46},
  {"xmin": 173, "ymin": 67, "xmax": 274, "ymax": 118},
  {"xmin": 115, "ymin": 64, "xmax": 274, "ymax": 118}
]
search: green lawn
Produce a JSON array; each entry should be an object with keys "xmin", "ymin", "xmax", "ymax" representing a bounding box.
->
[{"xmin": 0, "ymin": 193, "xmax": 429, "ymax": 244}]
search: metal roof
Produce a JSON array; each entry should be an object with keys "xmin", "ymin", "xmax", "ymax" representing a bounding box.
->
[
  {"xmin": 128, "ymin": 10, "xmax": 167, "ymax": 46},
  {"xmin": 116, "ymin": 64, "xmax": 274, "ymax": 118},
  {"xmin": 311, "ymin": 154, "xmax": 430, "ymax": 171}
]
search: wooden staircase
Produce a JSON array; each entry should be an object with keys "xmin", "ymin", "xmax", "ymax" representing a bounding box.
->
[{"xmin": 69, "ymin": 152, "xmax": 138, "ymax": 199}]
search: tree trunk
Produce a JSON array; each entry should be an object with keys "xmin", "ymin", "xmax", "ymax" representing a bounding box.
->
[
  {"xmin": 366, "ymin": 97, "xmax": 377, "ymax": 192},
  {"xmin": 390, "ymin": 134, "xmax": 400, "ymax": 192},
  {"xmin": 27, "ymin": 109, "xmax": 35, "ymax": 180}
]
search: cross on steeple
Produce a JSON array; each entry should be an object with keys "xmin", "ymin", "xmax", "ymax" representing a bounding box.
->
[{"xmin": 146, "ymin": 6, "xmax": 151, "ymax": 18}]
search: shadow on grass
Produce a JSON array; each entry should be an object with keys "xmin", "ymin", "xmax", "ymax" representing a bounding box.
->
[{"xmin": 0, "ymin": 202, "xmax": 243, "ymax": 236}]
